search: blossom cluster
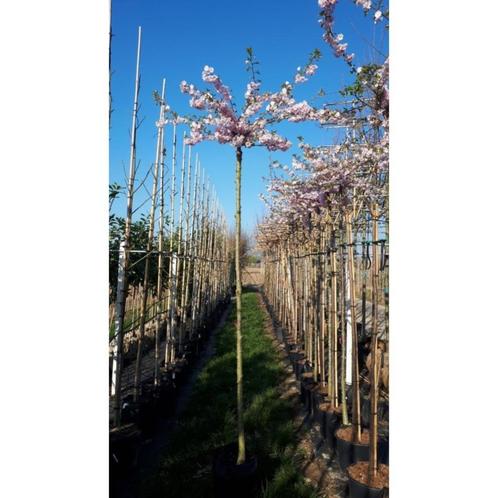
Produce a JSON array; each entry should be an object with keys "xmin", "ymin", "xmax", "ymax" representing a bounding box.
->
[
  {"xmin": 257, "ymin": 132, "xmax": 388, "ymax": 248},
  {"xmin": 177, "ymin": 60, "xmax": 328, "ymax": 151}
]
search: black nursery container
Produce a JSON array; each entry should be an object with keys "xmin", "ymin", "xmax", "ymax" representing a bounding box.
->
[
  {"xmin": 325, "ymin": 410, "xmax": 341, "ymax": 454},
  {"xmin": 158, "ymin": 380, "xmax": 177, "ymax": 417},
  {"xmin": 312, "ymin": 387, "xmax": 328, "ymax": 422},
  {"xmin": 335, "ymin": 427, "xmax": 353, "ymax": 471},
  {"xmin": 213, "ymin": 443, "xmax": 258, "ymax": 498},
  {"xmin": 352, "ymin": 437, "xmax": 389, "ymax": 465},
  {"xmin": 347, "ymin": 470, "xmax": 386, "ymax": 498},
  {"xmin": 136, "ymin": 390, "xmax": 157, "ymax": 436},
  {"xmin": 301, "ymin": 380, "xmax": 316, "ymax": 415},
  {"xmin": 109, "ymin": 424, "xmax": 141, "ymax": 476},
  {"xmin": 295, "ymin": 359, "xmax": 306, "ymax": 380}
]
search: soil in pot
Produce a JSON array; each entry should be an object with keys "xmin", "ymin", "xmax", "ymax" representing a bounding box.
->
[
  {"xmin": 347, "ymin": 461, "xmax": 388, "ymax": 498},
  {"xmin": 213, "ymin": 443, "xmax": 258, "ymax": 498},
  {"xmin": 335, "ymin": 426, "xmax": 369, "ymax": 472},
  {"xmin": 347, "ymin": 428, "xmax": 389, "ymax": 465}
]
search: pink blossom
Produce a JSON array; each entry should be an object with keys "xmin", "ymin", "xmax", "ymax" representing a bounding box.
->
[
  {"xmin": 294, "ymin": 73, "xmax": 307, "ymax": 84},
  {"xmin": 305, "ymin": 64, "xmax": 318, "ymax": 76},
  {"xmin": 201, "ymin": 65, "xmax": 217, "ymax": 83},
  {"xmin": 318, "ymin": 0, "xmax": 337, "ymax": 7},
  {"xmin": 179, "ymin": 81, "xmax": 189, "ymax": 93},
  {"xmin": 355, "ymin": 0, "xmax": 372, "ymax": 10}
]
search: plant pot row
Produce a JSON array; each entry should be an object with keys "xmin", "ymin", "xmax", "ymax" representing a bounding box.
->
[
  {"xmin": 263, "ymin": 297, "xmax": 389, "ymax": 497},
  {"xmin": 110, "ymin": 295, "xmax": 231, "ymax": 480}
]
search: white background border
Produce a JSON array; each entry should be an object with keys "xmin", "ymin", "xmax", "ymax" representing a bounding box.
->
[{"xmin": 1, "ymin": 1, "xmax": 497, "ymax": 496}]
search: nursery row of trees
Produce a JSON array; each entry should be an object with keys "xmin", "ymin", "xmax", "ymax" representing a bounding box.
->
[
  {"xmin": 110, "ymin": 0, "xmax": 389, "ymax": 493},
  {"xmin": 253, "ymin": 0, "xmax": 389, "ymax": 489},
  {"xmin": 109, "ymin": 38, "xmax": 233, "ymax": 428}
]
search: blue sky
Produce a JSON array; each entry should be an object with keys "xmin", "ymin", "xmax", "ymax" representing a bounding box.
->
[{"xmin": 109, "ymin": 0, "xmax": 388, "ymax": 235}]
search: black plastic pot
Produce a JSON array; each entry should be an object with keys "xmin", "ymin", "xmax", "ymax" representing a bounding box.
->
[
  {"xmin": 315, "ymin": 403, "xmax": 327, "ymax": 437},
  {"xmin": 295, "ymin": 359, "xmax": 306, "ymax": 380},
  {"xmin": 302, "ymin": 381, "xmax": 317, "ymax": 415},
  {"xmin": 173, "ymin": 362, "xmax": 187, "ymax": 386},
  {"xmin": 158, "ymin": 381, "xmax": 176, "ymax": 417},
  {"xmin": 136, "ymin": 393, "xmax": 157, "ymax": 436},
  {"xmin": 352, "ymin": 438, "xmax": 389, "ymax": 465},
  {"xmin": 312, "ymin": 388, "xmax": 328, "ymax": 422},
  {"xmin": 325, "ymin": 410, "xmax": 341, "ymax": 455},
  {"xmin": 213, "ymin": 443, "xmax": 258, "ymax": 498},
  {"xmin": 347, "ymin": 470, "xmax": 386, "ymax": 498},
  {"xmin": 109, "ymin": 424, "xmax": 141, "ymax": 476},
  {"xmin": 361, "ymin": 397, "xmax": 389, "ymax": 427},
  {"xmin": 299, "ymin": 373, "xmax": 313, "ymax": 403},
  {"xmin": 352, "ymin": 441, "xmax": 369, "ymax": 463},
  {"xmin": 335, "ymin": 427, "xmax": 353, "ymax": 472}
]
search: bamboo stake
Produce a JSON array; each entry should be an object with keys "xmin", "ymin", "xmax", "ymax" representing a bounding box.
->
[
  {"xmin": 179, "ymin": 146, "xmax": 193, "ymax": 349},
  {"xmin": 133, "ymin": 83, "xmax": 163, "ymax": 400},
  {"xmin": 165, "ymin": 122, "xmax": 177, "ymax": 366},
  {"xmin": 153, "ymin": 79, "xmax": 166, "ymax": 387},
  {"xmin": 111, "ymin": 26, "xmax": 142, "ymax": 426},
  {"xmin": 176, "ymin": 133, "xmax": 187, "ymax": 353}
]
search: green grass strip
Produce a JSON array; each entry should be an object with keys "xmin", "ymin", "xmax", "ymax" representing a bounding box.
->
[{"xmin": 142, "ymin": 288, "xmax": 317, "ymax": 498}]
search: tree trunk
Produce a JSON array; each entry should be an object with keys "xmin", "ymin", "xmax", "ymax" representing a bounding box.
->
[
  {"xmin": 340, "ymin": 227, "xmax": 349, "ymax": 426},
  {"xmin": 368, "ymin": 205, "xmax": 380, "ymax": 481},
  {"xmin": 235, "ymin": 146, "xmax": 246, "ymax": 465},
  {"xmin": 346, "ymin": 211, "xmax": 361, "ymax": 443}
]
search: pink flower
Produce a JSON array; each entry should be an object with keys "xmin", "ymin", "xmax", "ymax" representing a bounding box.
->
[
  {"xmin": 179, "ymin": 81, "xmax": 189, "ymax": 93},
  {"xmin": 294, "ymin": 73, "xmax": 307, "ymax": 84},
  {"xmin": 355, "ymin": 0, "xmax": 372, "ymax": 11},
  {"xmin": 201, "ymin": 65, "xmax": 217, "ymax": 83},
  {"xmin": 305, "ymin": 64, "xmax": 318, "ymax": 76},
  {"xmin": 374, "ymin": 10, "xmax": 382, "ymax": 22},
  {"xmin": 318, "ymin": 0, "xmax": 337, "ymax": 7}
]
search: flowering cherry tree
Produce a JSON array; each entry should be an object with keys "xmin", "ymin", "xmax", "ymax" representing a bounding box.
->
[
  {"xmin": 175, "ymin": 49, "xmax": 322, "ymax": 465},
  {"xmin": 256, "ymin": 0, "xmax": 389, "ymax": 485}
]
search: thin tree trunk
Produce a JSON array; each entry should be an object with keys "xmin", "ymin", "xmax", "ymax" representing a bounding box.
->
[
  {"xmin": 235, "ymin": 146, "xmax": 246, "ymax": 465},
  {"xmin": 368, "ymin": 205, "xmax": 380, "ymax": 481},
  {"xmin": 329, "ymin": 227, "xmax": 339, "ymax": 407},
  {"xmin": 346, "ymin": 211, "xmax": 361, "ymax": 443},
  {"xmin": 340, "ymin": 223, "xmax": 349, "ymax": 426}
]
